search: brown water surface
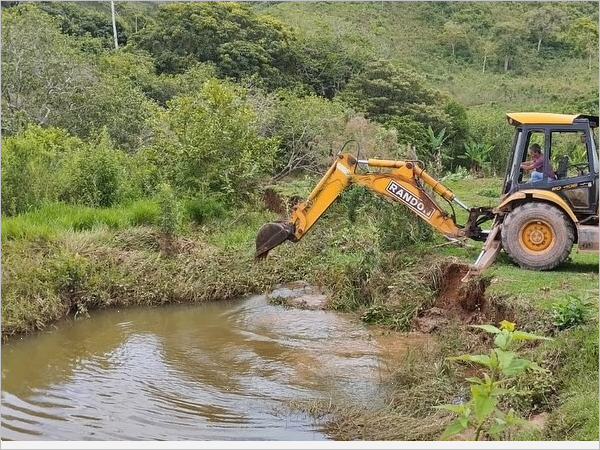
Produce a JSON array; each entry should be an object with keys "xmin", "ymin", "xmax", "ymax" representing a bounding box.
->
[{"xmin": 1, "ymin": 292, "xmax": 425, "ymax": 440}]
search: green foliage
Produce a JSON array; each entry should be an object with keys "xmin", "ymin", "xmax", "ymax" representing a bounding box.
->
[
  {"xmin": 477, "ymin": 188, "xmax": 500, "ymax": 198},
  {"xmin": 150, "ymin": 79, "xmax": 277, "ymax": 197},
  {"xmin": 156, "ymin": 183, "xmax": 180, "ymax": 237},
  {"xmin": 128, "ymin": 200, "xmax": 159, "ymax": 227},
  {"xmin": 339, "ymin": 60, "xmax": 467, "ymax": 163},
  {"xmin": 466, "ymin": 110, "xmax": 513, "ymax": 176},
  {"xmin": 441, "ymin": 166, "xmax": 471, "ymax": 183},
  {"xmin": 184, "ymin": 196, "xmax": 227, "ymax": 225},
  {"xmin": 424, "ymin": 126, "xmax": 449, "ymax": 177},
  {"xmin": 437, "ymin": 320, "xmax": 552, "ymax": 441},
  {"xmin": 294, "ymin": 31, "xmax": 371, "ymax": 98},
  {"xmin": 268, "ymin": 92, "xmax": 350, "ymax": 176},
  {"xmin": 61, "ymin": 130, "xmax": 126, "ymax": 208},
  {"xmin": 564, "ymin": 17, "xmax": 599, "ymax": 69},
  {"xmin": 1, "ymin": 202, "xmax": 132, "ymax": 242},
  {"xmin": 0, "ymin": 126, "xmax": 82, "ymax": 216},
  {"xmin": 360, "ymin": 301, "xmax": 418, "ymax": 331},
  {"xmin": 132, "ymin": 1, "xmax": 297, "ymax": 90},
  {"xmin": 37, "ymin": 1, "xmax": 129, "ymax": 49},
  {"xmin": 61, "ymin": 70, "xmax": 157, "ymax": 152},
  {"xmin": 464, "ymin": 140, "xmax": 494, "ymax": 175},
  {"xmin": 551, "ymin": 295, "xmax": 592, "ymax": 331},
  {"xmin": 1, "ymin": 4, "xmax": 91, "ymax": 135},
  {"xmin": 1, "ymin": 4, "xmax": 156, "ymax": 151},
  {"xmin": 377, "ymin": 201, "xmax": 434, "ymax": 251},
  {"xmin": 340, "ymin": 60, "xmax": 439, "ymax": 125},
  {"xmin": 339, "ymin": 185, "xmax": 371, "ymax": 223}
]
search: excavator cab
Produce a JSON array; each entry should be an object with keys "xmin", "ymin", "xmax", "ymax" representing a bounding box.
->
[
  {"xmin": 502, "ymin": 113, "xmax": 598, "ymax": 208},
  {"xmin": 493, "ymin": 113, "xmax": 599, "ymax": 269}
]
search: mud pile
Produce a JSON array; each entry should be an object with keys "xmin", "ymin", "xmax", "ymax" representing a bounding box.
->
[{"xmin": 413, "ymin": 262, "xmax": 495, "ymax": 333}]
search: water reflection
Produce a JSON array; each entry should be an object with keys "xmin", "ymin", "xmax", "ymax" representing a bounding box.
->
[{"xmin": 1, "ymin": 294, "xmax": 423, "ymax": 440}]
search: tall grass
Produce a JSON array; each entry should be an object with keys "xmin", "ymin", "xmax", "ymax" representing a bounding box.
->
[{"xmin": 1, "ymin": 200, "xmax": 159, "ymax": 242}]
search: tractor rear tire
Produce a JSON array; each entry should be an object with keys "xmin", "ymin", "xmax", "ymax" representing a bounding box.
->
[{"xmin": 501, "ymin": 203, "xmax": 574, "ymax": 270}]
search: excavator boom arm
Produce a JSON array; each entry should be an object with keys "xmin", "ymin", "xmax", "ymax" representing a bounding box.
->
[{"xmin": 255, "ymin": 153, "xmax": 484, "ymax": 259}]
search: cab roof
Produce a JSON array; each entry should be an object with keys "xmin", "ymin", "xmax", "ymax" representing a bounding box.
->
[{"xmin": 507, "ymin": 112, "xmax": 599, "ymax": 127}]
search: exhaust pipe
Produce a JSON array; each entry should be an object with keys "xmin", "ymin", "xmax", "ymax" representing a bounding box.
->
[{"xmin": 255, "ymin": 221, "xmax": 295, "ymax": 259}]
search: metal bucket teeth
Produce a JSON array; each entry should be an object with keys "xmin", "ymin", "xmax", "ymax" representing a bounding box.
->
[{"xmin": 255, "ymin": 222, "xmax": 294, "ymax": 259}]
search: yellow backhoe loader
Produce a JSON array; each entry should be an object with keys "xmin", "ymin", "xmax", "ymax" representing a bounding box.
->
[{"xmin": 255, "ymin": 113, "xmax": 599, "ymax": 278}]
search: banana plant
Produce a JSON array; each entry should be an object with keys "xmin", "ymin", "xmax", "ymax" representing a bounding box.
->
[{"xmin": 464, "ymin": 140, "xmax": 494, "ymax": 175}]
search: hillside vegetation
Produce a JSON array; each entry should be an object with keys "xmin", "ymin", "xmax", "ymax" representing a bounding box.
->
[{"xmin": 1, "ymin": 1, "xmax": 598, "ymax": 442}]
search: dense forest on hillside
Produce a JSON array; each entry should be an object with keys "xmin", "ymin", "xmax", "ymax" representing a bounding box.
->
[{"xmin": 1, "ymin": 1, "xmax": 598, "ymax": 215}]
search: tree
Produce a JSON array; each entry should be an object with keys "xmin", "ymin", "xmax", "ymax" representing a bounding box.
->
[
  {"xmin": 565, "ymin": 17, "xmax": 599, "ymax": 70},
  {"xmin": 131, "ymin": 2, "xmax": 297, "ymax": 90},
  {"xmin": 339, "ymin": 61, "xmax": 464, "ymax": 162},
  {"xmin": 441, "ymin": 21, "xmax": 469, "ymax": 58},
  {"xmin": 339, "ymin": 61, "xmax": 438, "ymax": 124},
  {"xmin": 267, "ymin": 93, "xmax": 350, "ymax": 178},
  {"xmin": 492, "ymin": 21, "xmax": 525, "ymax": 72},
  {"xmin": 480, "ymin": 39, "xmax": 497, "ymax": 73},
  {"xmin": 525, "ymin": 5, "xmax": 564, "ymax": 53},
  {"xmin": 295, "ymin": 33, "xmax": 369, "ymax": 99},
  {"xmin": 149, "ymin": 79, "xmax": 277, "ymax": 197},
  {"xmin": 1, "ymin": 5, "xmax": 95, "ymax": 134},
  {"xmin": 36, "ymin": 1, "xmax": 129, "ymax": 49}
]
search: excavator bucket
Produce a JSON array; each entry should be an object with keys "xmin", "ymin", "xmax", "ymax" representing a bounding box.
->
[
  {"xmin": 255, "ymin": 221, "xmax": 295, "ymax": 259},
  {"xmin": 461, "ymin": 221, "xmax": 503, "ymax": 282}
]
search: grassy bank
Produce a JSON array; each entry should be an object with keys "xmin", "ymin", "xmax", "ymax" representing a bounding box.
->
[{"xmin": 1, "ymin": 176, "xmax": 598, "ymax": 441}]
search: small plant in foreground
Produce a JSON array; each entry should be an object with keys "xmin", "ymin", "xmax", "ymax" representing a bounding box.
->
[
  {"xmin": 551, "ymin": 294, "xmax": 591, "ymax": 331},
  {"xmin": 436, "ymin": 320, "xmax": 552, "ymax": 441}
]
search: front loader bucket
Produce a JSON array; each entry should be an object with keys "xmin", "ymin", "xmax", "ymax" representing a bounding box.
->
[{"xmin": 255, "ymin": 221, "xmax": 295, "ymax": 260}]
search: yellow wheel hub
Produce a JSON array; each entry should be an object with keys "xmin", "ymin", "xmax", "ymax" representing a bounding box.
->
[{"xmin": 520, "ymin": 220, "xmax": 554, "ymax": 252}]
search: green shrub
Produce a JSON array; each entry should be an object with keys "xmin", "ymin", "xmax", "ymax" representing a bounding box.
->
[
  {"xmin": 551, "ymin": 295, "xmax": 591, "ymax": 331},
  {"xmin": 477, "ymin": 188, "xmax": 501, "ymax": 198},
  {"xmin": 184, "ymin": 196, "xmax": 227, "ymax": 225},
  {"xmin": 378, "ymin": 202, "xmax": 434, "ymax": 251},
  {"xmin": 339, "ymin": 185, "xmax": 371, "ymax": 223},
  {"xmin": 61, "ymin": 129, "xmax": 127, "ymax": 208},
  {"xmin": 441, "ymin": 166, "xmax": 471, "ymax": 182},
  {"xmin": 0, "ymin": 126, "xmax": 82, "ymax": 216},
  {"xmin": 156, "ymin": 183, "xmax": 180, "ymax": 236},
  {"xmin": 437, "ymin": 321, "xmax": 552, "ymax": 441}
]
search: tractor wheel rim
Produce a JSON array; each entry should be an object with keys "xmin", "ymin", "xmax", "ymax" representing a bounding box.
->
[{"xmin": 520, "ymin": 220, "xmax": 554, "ymax": 252}]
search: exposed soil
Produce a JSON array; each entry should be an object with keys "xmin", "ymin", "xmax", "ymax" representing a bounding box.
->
[
  {"xmin": 263, "ymin": 187, "xmax": 302, "ymax": 216},
  {"xmin": 413, "ymin": 262, "xmax": 498, "ymax": 333}
]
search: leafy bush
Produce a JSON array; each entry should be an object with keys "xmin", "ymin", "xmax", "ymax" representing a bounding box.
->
[
  {"xmin": 441, "ymin": 166, "xmax": 471, "ymax": 182},
  {"xmin": 0, "ymin": 126, "xmax": 82, "ymax": 216},
  {"xmin": 464, "ymin": 140, "xmax": 493, "ymax": 175},
  {"xmin": 156, "ymin": 183, "xmax": 180, "ymax": 236},
  {"xmin": 150, "ymin": 79, "xmax": 278, "ymax": 198},
  {"xmin": 339, "ymin": 185, "xmax": 371, "ymax": 223},
  {"xmin": 378, "ymin": 201, "xmax": 434, "ymax": 251},
  {"xmin": 61, "ymin": 130, "xmax": 126, "ymax": 208},
  {"xmin": 551, "ymin": 295, "xmax": 591, "ymax": 331}
]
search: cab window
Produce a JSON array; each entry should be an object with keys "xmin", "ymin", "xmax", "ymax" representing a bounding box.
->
[{"xmin": 550, "ymin": 131, "xmax": 590, "ymax": 179}]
